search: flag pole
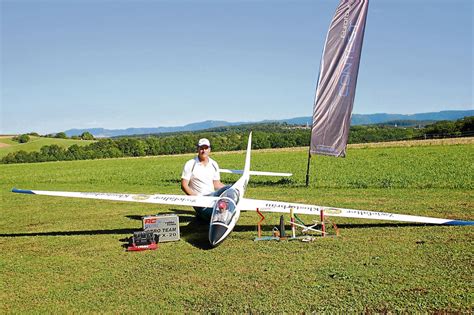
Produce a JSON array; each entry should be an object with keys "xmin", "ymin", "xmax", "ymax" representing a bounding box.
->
[{"xmin": 305, "ymin": 146, "xmax": 312, "ymax": 187}]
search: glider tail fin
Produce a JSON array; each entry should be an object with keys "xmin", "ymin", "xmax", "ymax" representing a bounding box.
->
[{"xmin": 243, "ymin": 132, "xmax": 252, "ymax": 179}]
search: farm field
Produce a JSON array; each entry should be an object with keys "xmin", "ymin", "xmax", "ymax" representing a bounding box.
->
[
  {"xmin": 1, "ymin": 140, "xmax": 473, "ymax": 312},
  {"xmin": 0, "ymin": 136, "xmax": 95, "ymax": 158}
]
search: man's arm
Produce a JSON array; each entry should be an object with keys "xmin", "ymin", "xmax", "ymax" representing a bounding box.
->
[
  {"xmin": 212, "ymin": 160, "xmax": 225, "ymax": 191},
  {"xmin": 181, "ymin": 159, "xmax": 196, "ymax": 196},
  {"xmin": 181, "ymin": 178, "xmax": 197, "ymax": 196}
]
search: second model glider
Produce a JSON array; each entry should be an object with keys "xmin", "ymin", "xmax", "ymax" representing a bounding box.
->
[{"xmin": 12, "ymin": 132, "xmax": 473, "ymax": 247}]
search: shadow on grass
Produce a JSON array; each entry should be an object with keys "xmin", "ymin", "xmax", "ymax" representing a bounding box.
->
[
  {"xmin": 163, "ymin": 179, "xmax": 181, "ymax": 184},
  {"xmin": 125, "ymin": 209, "xmax": 196, "ymax": 223},
  {"xmin": 125, "ymin": 215, "xmax": 143, "ymax": 221},
  {"xmin": 0, "ymin": 209, "xmax": 430, "ymax": 248},
  {"xmin": 248, "ymin": 178, "xmax": 295, "ymax": 187},
  {"xmin": 179, "ymin": 217, "xmax": 214, "ymax": 250},
  {"xmin": 332, "ymin": 222, "xmax": 429, "ymax": 229},
  {"xmin": 0, "ymin": 228, "xmax": 141, "ymax": 238},
  {"xmin": 231, "ymin": 222, "xmax": 429, "ymax": 233},
  {"xmin": 0, "ymin": 220, "xmax": 429, "ymax": 239}
]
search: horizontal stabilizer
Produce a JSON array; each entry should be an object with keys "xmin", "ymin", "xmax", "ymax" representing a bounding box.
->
[{"xmin": 220, "ymin": 169, "xmax": 292, "ymax": 177}]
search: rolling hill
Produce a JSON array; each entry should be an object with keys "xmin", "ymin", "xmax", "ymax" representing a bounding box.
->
[
  {"xmin": 0, "ymin": 136, "xmax": 96, "ymax": 158},
  {"xmin": 63, "ymin": 110, "xmax": 473, "ymax": 137}
]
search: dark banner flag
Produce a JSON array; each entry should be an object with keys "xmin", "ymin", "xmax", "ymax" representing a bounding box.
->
[{"xmin": 310, "ymin": 0, "xmax": 369, "ymax": 157}]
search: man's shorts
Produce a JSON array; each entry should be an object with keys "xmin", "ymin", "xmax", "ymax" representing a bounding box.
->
[{"xmin": 193, "ymin": 185, "xmax": 231, "ymax": 222}]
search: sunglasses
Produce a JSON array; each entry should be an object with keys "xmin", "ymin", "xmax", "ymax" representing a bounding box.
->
[{"xmin": 198, "ymin": 145, "xmax": 210, "ymax": 150}]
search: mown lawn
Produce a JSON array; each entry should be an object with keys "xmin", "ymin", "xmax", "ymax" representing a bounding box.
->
[
  {"xmin": 0, "ymin": 136, "xmax": 95, "ymax": 158},
  {"xmin": 1, "ymin": 141, "xmax": 473, "ymax": 312}
]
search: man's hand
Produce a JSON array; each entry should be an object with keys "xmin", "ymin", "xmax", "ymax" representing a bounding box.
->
[
  {"xmin": 181, "ymin": 178, "xmax": 197, "ymax": 196},
  {"xmin": 213, "ymin": 180, "xmax": 225, "ymax": 190}
]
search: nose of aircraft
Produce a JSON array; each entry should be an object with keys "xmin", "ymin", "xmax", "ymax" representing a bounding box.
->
[{"xmin": 209, "ymin": 224, "xmax": 228, "ymax": 247}]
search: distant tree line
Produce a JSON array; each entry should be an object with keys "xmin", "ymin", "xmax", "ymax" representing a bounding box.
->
[
  {"xmin": 41, "ymin": 131, "xmax": 96, "ymax": 140},
  {"xmin": 421, "ymin": 116, "xmax": 474, "ymax": 138},
  {"xmin": 14, "ymin": 131, "xmax": 96, "ymax": 140},
  {"xmin": 2, "ymin": 117, "xmax": 472, "ymax": 164},
  {"xmin": 8, "ymin": 131, "xmax": 95, "ymax": 147}
]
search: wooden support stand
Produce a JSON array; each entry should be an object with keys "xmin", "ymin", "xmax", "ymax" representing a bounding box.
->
[
  {"xmin": 254, "ymin": 208, "xmax": 339, "ymax": 242},
  {"xmin": 256, "ymin": 208, "xmax": 265, "ymax": 238},
  {"xmin": 321, "ymin": 209, "xmax": 326, "ymax": 237}
]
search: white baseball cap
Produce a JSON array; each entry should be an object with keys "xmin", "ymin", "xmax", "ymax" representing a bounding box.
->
[{"xmin": 197, "ymin": 138, "xmax": 210, "ymax": 147}]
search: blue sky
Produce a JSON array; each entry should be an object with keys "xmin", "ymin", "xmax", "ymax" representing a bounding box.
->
[{"xmin": 1, "ymin": 0, "xmax": 472, "ymax": 134}]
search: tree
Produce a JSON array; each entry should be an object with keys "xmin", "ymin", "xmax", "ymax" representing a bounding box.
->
[
  {"xmin": 88, "ymin": 139, "xmax": 123, "ymax": 158},
  {"xmin": 40, "ymin": 145, "xmax": 66, "ymax": 161},
  {"xmin": 55, "ymin": 132, "xmax": 67, "ymax": 139},
  {"xmin": 2, "ymin": 150, "xmax": 32, "ymax": 163},
  {"xmin": 116, "ymin": 138, "xmax": 146, "ymax": 156},
  {"xmin": 67, "ymin": 144, "xmax": 85, "ymax": 160},
  {"xmin": 15, "ymin": 134, "xmax": 30, "ymax": 143},
  {"xmin": 458, "ymin": 116, "xmax": 474, "ymax": 133},
  {"xmin": 80, "ymin": 132, "xmax": 95, "ymax": 140}
]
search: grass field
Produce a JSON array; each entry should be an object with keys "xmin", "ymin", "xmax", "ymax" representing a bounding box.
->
[
  {"xmin": 1, "ymin": 140, "xmax": 473, "ymax": 312},
  {"xmin": 0, "ymin": 136, "xmax": 95, "ymax": 158}
]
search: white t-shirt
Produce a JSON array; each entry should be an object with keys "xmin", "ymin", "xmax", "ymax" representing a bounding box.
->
[{"xmin": 181, "ymin": 157, "xmax": 221, "ymax": 195}]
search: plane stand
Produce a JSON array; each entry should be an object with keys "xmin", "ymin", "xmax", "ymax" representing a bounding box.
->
[
  {"xmin": 254, "ymin": 208, "xmax": 280, "ymax": 241},
  {"xmin": 254, "ymin": 208, "xmax": 340, "ymax": 242}
]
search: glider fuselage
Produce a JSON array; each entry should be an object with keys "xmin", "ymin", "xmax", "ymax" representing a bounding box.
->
[{"xmin": 208, "ymin": 172, "xmax": 249, "ymax": 246}]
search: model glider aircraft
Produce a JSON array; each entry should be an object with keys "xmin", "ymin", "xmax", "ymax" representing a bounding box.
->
[{"xmin": 12, "ymin": 132, "xmax": 473, "ymax": 246}]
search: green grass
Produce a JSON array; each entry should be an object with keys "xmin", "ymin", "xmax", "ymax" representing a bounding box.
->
[
  {"xmin": 0, "ymin": 136, "xmax": 95, "ymax": 158},
  {"xmin": 1, "ymin": 143, "xmax": 473, "ymax": 312}
]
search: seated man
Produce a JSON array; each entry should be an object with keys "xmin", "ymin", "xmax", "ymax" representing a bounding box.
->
[{"xmin": 181, "ymin": 138, "xmax": 227, "ymax": 220}]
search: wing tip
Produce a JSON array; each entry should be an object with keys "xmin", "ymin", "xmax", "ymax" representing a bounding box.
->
[
  {"xmin": 12, "ymin": 188, "xmax": 35, "ymax": 195},
  {"xmin": 444, "ymin": 220, "xmax": 474, "ymax": 226}
]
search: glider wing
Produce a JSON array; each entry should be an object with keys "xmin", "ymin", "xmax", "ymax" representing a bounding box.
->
[
  {"xmin": 12, "ymin": 188, "xmax": 218, "ymax": 208},
  {"xmin": 239, "ymin": 197, "xmax": 473, "ymax": 226}
]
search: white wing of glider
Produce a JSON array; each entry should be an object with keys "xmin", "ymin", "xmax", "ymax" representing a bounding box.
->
[
  {"xmin": 239, "ymin": 197, "xmax": 472, "ymax": 226},
  {"xmin": 12, "ymin": 189, "xmax": 472, "ymax": 226},
  {"xmin": 220, "ymin": 169, "xmax": 292, "ymax": 177},
  {"xmin": 12, "ymin": 188, "xmax": 218, "ymax": 208}
]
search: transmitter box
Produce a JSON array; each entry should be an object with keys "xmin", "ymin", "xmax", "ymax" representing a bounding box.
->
[{"xmin": 142, "ymin": 214, "xmax": 180, "ymax": 242}]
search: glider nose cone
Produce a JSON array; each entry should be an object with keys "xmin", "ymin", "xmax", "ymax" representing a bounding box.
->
[{"xmin": 209, "ymin": 224, "xmax": 228, "ymax": 247}]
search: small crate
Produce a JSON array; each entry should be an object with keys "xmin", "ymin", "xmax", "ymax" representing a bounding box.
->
[{"xmin": 142, "ymin": 214, "xmax": 180, "ymax": 242}]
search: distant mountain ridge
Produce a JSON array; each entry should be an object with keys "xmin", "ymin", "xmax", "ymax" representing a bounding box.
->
[{"xmin": 64, "ymin": 110, "xmax": 473, "ymax": 138}]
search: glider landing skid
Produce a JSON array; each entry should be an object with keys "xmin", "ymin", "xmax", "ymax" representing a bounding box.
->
[{"xmin": 254, "ymin": 209, "xmax": 339, "ymax": 242}]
